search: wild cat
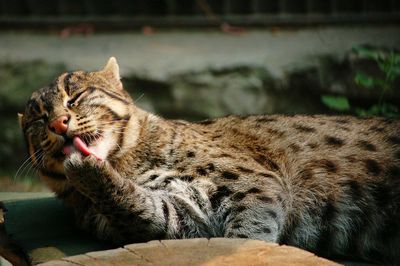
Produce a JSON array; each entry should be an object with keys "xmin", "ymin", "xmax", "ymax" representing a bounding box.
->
[{"xmin": 19, "ymin": 57, "xmax": 400, "ymax": 263}]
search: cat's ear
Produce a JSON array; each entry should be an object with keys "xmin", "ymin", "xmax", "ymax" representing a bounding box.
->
[
  {"xmin": 101, "ymin": 57, "xmax": 122, "ymax": 90},
  {"xmin": 17, "ymin": 113, "xmax": 24, "ymax": 129}
]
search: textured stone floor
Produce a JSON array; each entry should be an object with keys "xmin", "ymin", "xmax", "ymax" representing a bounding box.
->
[{"xmin": 39, "ymin": 238, "xmax": 340, "ymax": 266}]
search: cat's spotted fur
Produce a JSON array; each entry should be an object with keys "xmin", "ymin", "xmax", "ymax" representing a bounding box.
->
[{"xmin": 20, "ymin": 58, "xmax": 400, "ymax": 263}]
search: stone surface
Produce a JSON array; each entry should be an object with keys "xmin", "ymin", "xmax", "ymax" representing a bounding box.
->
[
  {"xmin": 1, "ymin": 27, "xmax": 399, "ymax": 80},
  {"xmin": 38, "ymin": 238, "xmax": 341, "ymax": 266},
  {"xmin": 30, "ymin": 247, "xmax": 66, "ymax": 265}
]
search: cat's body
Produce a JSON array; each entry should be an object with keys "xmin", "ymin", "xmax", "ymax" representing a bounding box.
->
[{"xmin": 20, "ymin": 58, "xmax": 400, "ymax": 264}]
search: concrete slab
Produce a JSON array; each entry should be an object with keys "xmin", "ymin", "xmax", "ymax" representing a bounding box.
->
[{"xmin": 0, "ymin": 26, "xmax": 399, "ymax": 80}]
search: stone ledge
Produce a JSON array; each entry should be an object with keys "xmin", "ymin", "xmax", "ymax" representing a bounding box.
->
[{"xmin": 39, "ymin": 238, "xmax": 341, "ymax": 266}]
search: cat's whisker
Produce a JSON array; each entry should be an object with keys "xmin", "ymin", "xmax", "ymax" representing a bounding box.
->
[
  {"xmin": 134, "ymin": 93, "xmax": 144, "ymax": 104},
  {"xmin": 14, "ymin": 160, "xmax": 33, "ymax": 181},
  {"xmin": 14, "ymin": 149, "xmax": 43, "ymax": 181},
  {"xmin": 14, "ymin": 153, "xmax": 37, "ymax": 180},
  {"xmin": 21, "ymin": 151, "xmax": 44, "ymax": 181}
]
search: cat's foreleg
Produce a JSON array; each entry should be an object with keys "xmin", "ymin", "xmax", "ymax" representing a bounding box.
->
[{"xmin": 64, "ymin": 153, "xmax": 215, "ymax": 243}]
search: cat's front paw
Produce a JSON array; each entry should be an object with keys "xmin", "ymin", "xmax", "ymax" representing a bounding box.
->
[
  {"xmin": 65, "ymin": 152, "xmax": 100, "ymax": 176},
  {"xmin": 64, "ymin": 152, "xmax": 110, "ymax": 198}
]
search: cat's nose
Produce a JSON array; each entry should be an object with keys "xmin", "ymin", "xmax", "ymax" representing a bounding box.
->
[{"xmin": 49, "ymin": 115, "xmax": 70, "ymax": 135}]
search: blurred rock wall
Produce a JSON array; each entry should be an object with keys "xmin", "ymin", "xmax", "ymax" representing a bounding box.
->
[{"xmin": 1, "ymin": 49, "xmax": 399, "ymax": 171}]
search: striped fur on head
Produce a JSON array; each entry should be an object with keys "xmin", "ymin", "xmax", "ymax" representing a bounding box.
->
[{"xmin": 19, "ymin": 57, "xmax": 135, "ymax": 192}]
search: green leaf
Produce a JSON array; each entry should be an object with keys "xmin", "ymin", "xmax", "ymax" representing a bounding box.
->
[
  {"xmin": 321, "ymin": 95, "xmax": 350, "ymax": 111},
  {"xmin": 355, "ymin": 107, "xmax": 369, "ymax": 117},
  {"xmin": 353, "ymin": 46, "xmax": 380, "ymax": 60},
  {"xmin": 380, "ymin": 103, "xmax": 400, "ymax": 118},
  {"xmin": 354, "ymin": 72, "xmax": 376, "ymax": 89}
]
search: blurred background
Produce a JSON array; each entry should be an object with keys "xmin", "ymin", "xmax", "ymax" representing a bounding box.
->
[{"xmin": 0, "ymin": 0, "xmax": 399, "ymax": 192}]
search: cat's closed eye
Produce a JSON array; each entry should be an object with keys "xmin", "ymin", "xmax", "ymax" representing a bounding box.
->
[{"xmin": 67, "ymin": 90, "xmax": 86, "ymax": 108}]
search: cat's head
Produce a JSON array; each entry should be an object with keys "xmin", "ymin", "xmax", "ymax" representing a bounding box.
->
[{"xmin": 19, "ymin": 57, "xmax": 135, "ymax": 184}]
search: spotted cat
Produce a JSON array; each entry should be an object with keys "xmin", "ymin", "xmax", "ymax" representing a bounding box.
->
[{"xmin": 19, "ymin": 58, "xmax": 400, "ymax": 264}]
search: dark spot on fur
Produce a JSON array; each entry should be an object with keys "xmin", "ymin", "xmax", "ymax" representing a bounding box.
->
[
  {"xmin": 338, "ymin": 126, "xmax": 350, "ymax": 131},
  {"xmin": 230, "ymin": 144, "xmax": 240, "ymax": 150},
  {"xmin": 324, "ymin": 136, "xmax": 344, "ymax": 147},
  {"xmin": 289, "ymin": 143, "xmax": 301, "ymax": 152},
  {"xmin": 259, "ymin": 172, "xmax": 274, "ymax": 179},
  {"xmin": 277, "ymin": 195, "xmax": 283, "ymax": 202},
  {"xmin": 388, "ymin": 136, "xmax": 400, "ymax": 145},
  {"xmin": 254, "ymin": 155, "xmax": 280, "ymax": 171},
  {"xmin": 256, "ymin": 117, "xmax": 277, "ymax": 123},
  {"xmin": 197, "ymin": 120, "xmax": 215, "ymax": 125},
  {"xmin": 207, "ymin": 163, "xmax": 215, "ymax": 172},
  {"xmin": 383, "ymin": 118, "xmax": 395, "ymax": 124},
  {"xmin": 149, "ymin": 174, "xmax": 159, "ymax": 181},
  {"xmin": 357, "ymin": 140, "xmax": 377, "ymax": 152},
  {"xmin": 370, "ymin": 126, "xmax": 384, "ymax": 132},
  {"xmin": 388, "ymin": 166, "xmax": 400, "ymax": 177},
  {"xmin": 177, "ymin": 167, "xmax": 186, "ymax": 172},
  {"xmin": 294, "ymin": 124, "xmax": 316, "ymax": 133},
  {"xmin": 231, "ymin": 223, "xmax": 242, "ymax": 229},
  {"xmin": 267, "ymin": 210, "xmax": 277, "ymax": 219},
  {"xmin": 266, "ymin": 128, "xmax": 285, "ymax": 137},
  {"xmin": 345, "ymin": 155, "xmax": 357, "ymax": 163},
  {"xmin": 196, "ymin": 167, "xmax": 207, "ymax": 176},
  {"xmin": 232, "ymin": 192, "xmax": 246, "ymax": 202},
  {"xmin": 395, "ymin": 151, "xmax": 400, "ymax": 160},
  {"xmin": 263, "ymin": 227, "xmax": 272, "ymax": 234},
  {"xmin": 345, "ymin": 180, "xmax": 363, "ymax": 198},
  {"xmin": 163, "ymin": 177, "xmax": 174, "ymax": 184},
  {"xmin": 247, "ymin": 187, "xmax": 262, "ymax": 194},
  {"xmin": 187, "ymin": 151, "xmax": 195, "ymax": 158},
  {"xmin": 235, "ymin": 205, "xmax": 246, "ymax": 213},
  {"xmin": 226, "ymin": 232, "xmax": 234, "ymax": 237},
  {"xmin": 210, "ymin": 186, "xmax": 233, "ymax": 209},
  {"xmin": 219, "ymin": 153, "xmax": 233, "ymax": 158},
  {"xmin": 212, "ymin": 134, "xmax": 222, "ymax": 140},
  {"xmin": 257, "ymin": 195, "xmax": 274, "ymax": 203},
  {"xmin": 322, "ymin": 200, "xmax": 338, "ymax": 224},
  {"xmin": 179, "ymin": 175, "xmax": 194, "ymax": 182},
  {"xmin": 315, "ymin": 200, "xmax": 338, "ymax": 253},
  {"xmin": 236, "ymin": 234, "xmax": 249, "ymax": 238},
  {"xmin": 370, "ymin": 182, "xmax": 392, "ymax": 207},
  {"xmin": 237, "ymin": 166, "xmax": 254, "ymax": 174},
  {"xmin": 222, "ymin": 171, "xmax": 239, "ymax": 180},
  {"xmin": 364, "ymin": 159, "xmax": 382, "ymax": 175},
  {"xmin": 300, "ymin": 169, "xmax": 313, "ymax": 180},
  {"xmin": 161, "ymin": 200, "xmax": 169, "ymax": 230},
  {"xmin": 317, "ymin": 159, "xmax": 338, "ymax": 173},
  {"xmin": 335, "ymin": 118, "xmax": 349, "ymax": 124},
  {"xmin": 307, "ymin": 143, "xmax": 318, "ymax": 149}
]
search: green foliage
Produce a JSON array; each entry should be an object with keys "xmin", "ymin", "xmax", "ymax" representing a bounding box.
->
[
  {"xmin": 354, "ymin": 72, "xmax": 380, "ymax": 89},
  {"xmin": 322, "ymin": 46, "xmax": 400, "ymax": 117},
  {"xmin": 321, "ymin": 95, "xmax": 350, "ymax": 111}
]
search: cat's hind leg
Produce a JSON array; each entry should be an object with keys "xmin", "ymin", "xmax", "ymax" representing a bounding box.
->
[{"xmin": 223, "ymin": 192, "xmax": 286, "ymax": 243}]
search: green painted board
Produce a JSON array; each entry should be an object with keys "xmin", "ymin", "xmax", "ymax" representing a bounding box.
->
[{"xmin": 1, "ymin": 193, "xmax": 113, "ymax": 264}]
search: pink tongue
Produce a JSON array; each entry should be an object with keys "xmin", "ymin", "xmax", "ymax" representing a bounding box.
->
[
  {"xmin": 73, "ymin": 136, "xmax": 91, "ymax": 156},
  {"xmin": 62, "ymin": 136, "xmax": 102, "ymax": 160}
]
